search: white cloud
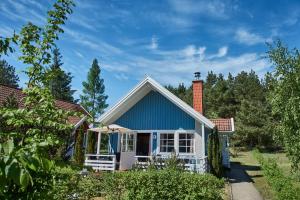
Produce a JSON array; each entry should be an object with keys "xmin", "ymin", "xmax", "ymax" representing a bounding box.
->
[
  {"xmin": 208, "ymin": 46, "xmax": 228, "ymax": 59},
  {"xmin": 115, "ymin": 73, "xmax": 129, "ymax": 80},
  {"xmin": 104, "ymin": 44, "xmax": 270, "ymax": 86},
  {"xmin": 74, "ymin": 51, "xmax": 84, "ymax": 58},
  {"xmin": 150, "ymin": 36, "xmax": 158, "ymax": 50},
  {"xmin": 235, "ymin": 28, "xmax": 271, "ymax": 45},
  {"xmin": 168, "ymin": 0, "xmax": 236, "ymax": 19},
  {"xmin": 64, "ymin": 27, "xmax": 123, "ymax": 55}
]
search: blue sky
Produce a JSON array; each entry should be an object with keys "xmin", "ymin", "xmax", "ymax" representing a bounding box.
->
[{"xmin": 1, "ymin": 0, "xmax": 300, "ymax": 106}]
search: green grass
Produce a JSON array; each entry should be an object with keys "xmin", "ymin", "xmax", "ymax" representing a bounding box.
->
[
  {"xmin": 231, "ymin": 149, "xmax": 300, "ymax": 200},
  {"xmin": 231, "ymin": 150, "xmax": 275, "ymax": 200}
]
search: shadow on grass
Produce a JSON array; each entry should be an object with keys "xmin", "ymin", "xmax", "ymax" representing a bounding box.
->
[{"xmin": 227, "ymin": 162, "xmax": 262, "ymax": 184}]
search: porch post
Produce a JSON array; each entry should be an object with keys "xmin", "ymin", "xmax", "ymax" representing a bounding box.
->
[
  {"xmin": 96, "ymin": 131, "xmax": 101, "ymax": 154},
  {"xmin": 201, "ymin": 123, "xmax": 205, "ymax": 158},
  {"xmin": 174, "ymin": 130, "xmax": 179, "ymax": 154}
]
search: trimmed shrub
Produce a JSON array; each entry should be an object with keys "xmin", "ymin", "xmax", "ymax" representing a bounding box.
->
[
  {"xmin": 208, "ymin": 127, "xmax": 223, "ymax": 177},
  {"xmin": 51, "ymin": 167, "xmax": 103, "ymax": 200},
  {"xmin": 74, "ymin": 125, "xmax": 85, "ymax": 165},
  {"xmin": 253, "ymin": 150, "xmax": 300, "ymax": 200},
  {"xmin": 102, "ymin": 170, "xmax": 224, "ymax": 200}
]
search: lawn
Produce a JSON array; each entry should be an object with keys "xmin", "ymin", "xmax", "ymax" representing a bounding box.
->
[
  {"xmin": 230, "ymin": 150, "xmax": 274, "ymax": 200},
  {"xmin": 231, "ymin": 149, "xmax": 300, "ymax": 200}
]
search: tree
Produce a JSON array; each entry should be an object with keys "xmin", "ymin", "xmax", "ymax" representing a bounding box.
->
[
  {"xmin": 80, "ymin": 59, "xmax": 108, "ymax": 123},
  {"xmin": 267, "ymin": 41, "xmax": 300, "ymax": 171},
  {"xmin": 47, "ymin": 48, "xmax": 75, "ymax": 102},
  {"xmin": 235, "ymin": 99, "xmax": 272, "ymax": 147},
  {"xmin": 208, "ymin": 127, "xmax": 222, "ymax": 177},
  {"xmin": 74, "ymin": 125, "xmax": 84, "ymax": 165},
  {"xmin": 0, "ymin": 59, "xmax": 19, "ymax": 87},
  {"xmin": 0, "ymin": 0, "xmax": 75, "ymax": 198},
  {"xmin": 166, "ymin": 83, "xmax": 192, "ymax": 106}
]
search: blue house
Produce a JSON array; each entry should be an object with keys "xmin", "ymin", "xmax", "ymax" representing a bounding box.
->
[{"xmin": 84, "ymin": 75, "xmax": 234, "ymax": 172}]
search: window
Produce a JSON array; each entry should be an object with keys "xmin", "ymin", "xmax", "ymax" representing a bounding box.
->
[
  {"xmin": 122, "ymin": 133, "xmax": 135, "ymax": 152},
  {"xmin": 178, "ymin": 133, "xmax": 194, "ymax": 153},
  {"xmin": 159, "ymin": 133, "xmax": 174, "ymax": 153}
]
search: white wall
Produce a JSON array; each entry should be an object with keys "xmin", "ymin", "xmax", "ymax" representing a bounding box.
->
[{"xmin": 194, "ymin": 121, "xmax": 204, "ymax": 158}]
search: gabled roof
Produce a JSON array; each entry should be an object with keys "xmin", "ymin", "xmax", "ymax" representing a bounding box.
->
[
  {"xmin": 98, "ymin": 76, "xmax": 215, "ymax": 129},
  {"xmin": 210, "ymin": 118, "xmax": 234, "ymax": 132},
  {"xmin": 0, "ymin": 84, "xmax": 89, "ymax": 126}
]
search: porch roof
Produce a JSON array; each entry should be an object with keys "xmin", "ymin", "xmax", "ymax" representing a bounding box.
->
[{"xmin": 88, "ymin": 124, "xmax": 133, "ymax": 134}]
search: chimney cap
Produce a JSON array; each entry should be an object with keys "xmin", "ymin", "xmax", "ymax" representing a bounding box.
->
[{"xmin": 194, "ymin": 72, "xmax": 201, "ymax": 80}]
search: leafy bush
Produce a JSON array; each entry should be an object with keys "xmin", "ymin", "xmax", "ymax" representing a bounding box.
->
[
  {"xmin": 102, "ymin": 170, "xmax": 224, "ymax": 200},
  {"xmin": 253, "ymin": 150, "xmax": 300, "ymax": 200},
  {"xmin": 47, "ymin": 166, "xmax": 103, "ymax": 200}
]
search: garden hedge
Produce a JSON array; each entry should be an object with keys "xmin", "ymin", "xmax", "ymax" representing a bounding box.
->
[{"xmin": 102, "ymin": 169, "xmax": 224, "ymax": 200}]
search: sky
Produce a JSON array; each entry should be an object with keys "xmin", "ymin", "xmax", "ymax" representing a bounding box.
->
[{"xmin": 1, "ymin": 0, "xmax": 300, "ymax": 106}]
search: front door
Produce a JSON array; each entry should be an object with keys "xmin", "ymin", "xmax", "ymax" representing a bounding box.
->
[{"xmin": 136, "ymin": 133, "xmax": 150, "ymax": 156}]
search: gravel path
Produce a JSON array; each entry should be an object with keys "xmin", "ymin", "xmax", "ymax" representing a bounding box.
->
[{"xmin": 227, "ymin": 163, "xmax": 263, "ymax": 200}]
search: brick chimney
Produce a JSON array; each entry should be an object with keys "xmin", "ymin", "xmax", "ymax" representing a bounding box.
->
[{"xmin": 193, "ymin": 72, "xmax": 203, "ymax": 114}]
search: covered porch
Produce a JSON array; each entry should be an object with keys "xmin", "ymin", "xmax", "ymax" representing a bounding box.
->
[
  {"xmin": 84, "ymin": 124, "xmax": 136, "ymax": 171},
  {"xmin": 84, "ymin": 124, "xmax": 208, "ymax": 173}
]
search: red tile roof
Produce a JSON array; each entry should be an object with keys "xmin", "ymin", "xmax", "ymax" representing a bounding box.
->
[
  {"xmin": 0, "ymin": 84, "xmax": 89, "ymax": 125},
  {"xmin": 210, "ymin": 118, "xmax": 234, "ymax": 132}
]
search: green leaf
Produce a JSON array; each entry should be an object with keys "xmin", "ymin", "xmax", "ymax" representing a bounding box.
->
[
  {"xmin": 20, "ymin": 169, "xmax": 31, "ymax": 189},
  {"xmin": 6, "ymin": 159, "xmax": 21, "ymax": 185},
  {"xmin": 3, "ymin": 139, "xmax": 14, "ymax": 155}
]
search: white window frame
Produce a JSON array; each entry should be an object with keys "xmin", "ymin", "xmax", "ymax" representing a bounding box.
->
[
  {"xmin": 158, "ymin": 132, "xmax": 175, "ymax": 153},
  {"xmin": 178, "ymin": 132, "xmax": 195, "ymax": 154},
  {"xmin": 156, "ymin": 130, "xmax": 195, "ymax": 155},
  {"xmin": 121, "ymin": 132, "xmax": 136, "ymax": 152}
]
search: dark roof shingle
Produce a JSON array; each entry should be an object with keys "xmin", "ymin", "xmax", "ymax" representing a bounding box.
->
[
  {"xmin": 210, "ymin": 118, "xmax": 234, "ymax": 132},
  {"xmin": 0, "ymin": 84, "xmax": 88, "ymax": 125}
]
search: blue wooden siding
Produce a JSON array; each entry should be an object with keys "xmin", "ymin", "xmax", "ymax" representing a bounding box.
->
[
  {"xmin": 109, "ymin": 133, "xmax": 119, "ymax": 153},
  {"xmin": 114, "ymin": 91, "xmax": 195, "ymax": 130},
  {"xmin": 152, "ymin": 132, "xmax": 157, "ymax": 154}
]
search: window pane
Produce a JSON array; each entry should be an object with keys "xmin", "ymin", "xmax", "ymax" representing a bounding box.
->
[
  {"xmin": 179, "ymin": 147, "xmax": 186, "ymax": 153},
  {"xmin": 179, "ymin": 134, "xmax": 186, "ymax": 139},
  {"xmin": 160, "ymin": 146, "xmax": 166, "ymax": 152},
  {"xmin": 127, "ymin": 145, "xmax": 133, "ymax": 151},
  {"xmin": 186, "ymin": 140, "xmax": 191, "ymax": 146},
  {"xmin": 179, "ymin": 140, "xmax": 185, "ymax": 146},
  {"xmin": 178, "ymin": 133, "xmax": 194, "ymax": 153},
  {"xmin": 160, "ymin": 134, "xmax": 167, "ymax": 139},
  {"xmin": 167, "ymin": 147, "xmax": 174, "ymax": 153},
  {"xmin": 168, "ymin": 134, "xmax": 174, "ymax": 139},
  {"xmin": 167, "ymin": 140, "xmax": 174, "ymax": 146}
]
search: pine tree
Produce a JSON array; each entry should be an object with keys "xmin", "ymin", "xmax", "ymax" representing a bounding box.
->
[
  {"xmin": 47, "ymin": 48, "xmax": 75, "ymax": 102},
  {"xmin": 208, "ymin": 127, "xmax": 222, "ymax": 177},
  {"xmin": 0, "ymin": 59, "xmax": 19, "ymax": 87},
  {"xmin": 81, "ymin": 59, "xmax": 108, "ymax": 153},
  {"xmin": 80, "ymin": 59, "xmax": 108, "ymax": 123},
  {"xmin": 74, "ymin": 125, "xmax": 84, "ymax": 165}
]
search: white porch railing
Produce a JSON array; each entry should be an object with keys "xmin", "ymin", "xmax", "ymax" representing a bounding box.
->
[
  {"xmin": 84, "ymin": 154, "xmax": 116, "ymax": 171},
  {"xmin": 134, "ymin": 155, "xmax": 208, "ymax": 173}
]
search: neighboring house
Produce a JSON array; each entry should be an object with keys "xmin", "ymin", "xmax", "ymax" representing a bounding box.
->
[
  {"xmin": 0, "ymin": 84, "xmax": 90, "ymax": 158},
  {"xmin": 84, "ymin": 75, "xmax": 234, "ymax": 173}
]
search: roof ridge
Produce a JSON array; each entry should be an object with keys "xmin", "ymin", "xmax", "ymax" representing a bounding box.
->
[{"xmin": 0, "ymin": 84, "xmax": 80, "ymax": 107}]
